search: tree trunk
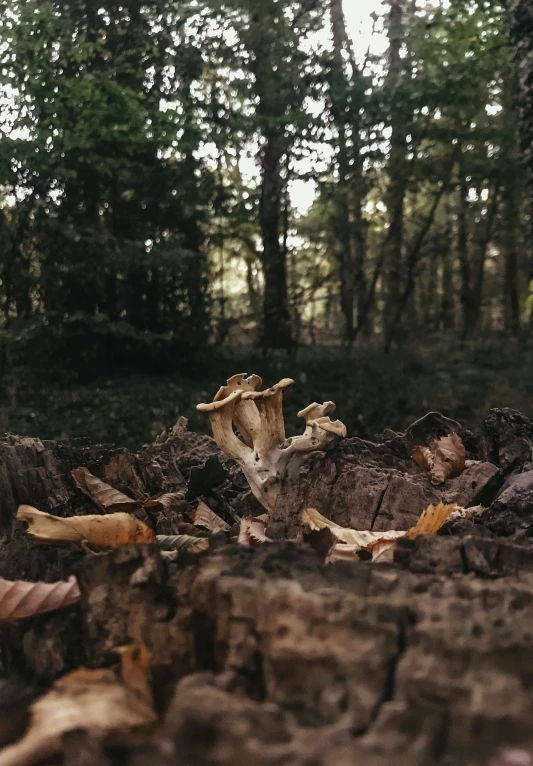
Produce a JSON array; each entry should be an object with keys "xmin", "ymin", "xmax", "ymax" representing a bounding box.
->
[
  {"xmin": 259, "ymin": 133, "xmax": 292, "ymax": 349},
  {"xmin": 329, "ymin": 0, "xmax": 367, "ymax": 343},
  {"xmin": 457, "ymin": 156, "xmax": 474, "ymax": 337},
  {"xmin": 382, "ymin": 0, "xmax": 409, "ymax": 346},
  {"xmin": 471, "ymin": 181, "xmax": 500, "ymax": 332},
  {"xmin": 509, "ymin": 0, "xmax": 533, "ymax": 322}
]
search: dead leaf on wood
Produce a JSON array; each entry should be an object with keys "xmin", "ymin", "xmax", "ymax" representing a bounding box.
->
[
  {"xmin": 143, "ymin": 491, "xmax": 186, "ymax": 513},
  {"xmin": 301, "ymin": 507, "xmax": 404, "ymax": 548},
  {"xmin": 412, "ymin": 433, "xmax": 466, "ymax": 485},
  {"xmin": 406, "ymin": 502, "xmax": 457, "ymax": 539},
  {"xmin": 191, "ymin": 500, "xmax": 230, "ymax": 533},
  {"xmin": 238, "ymin": 516, "xmax": 271, "ymax": 546},
  {"xmin": 71, "ymin": 467, "xmax": 139, "ymax": 512},
  {"xmin": 303, "ymin": 502, "xmax": 457, "ymax": 564},
  {"xmin": 156, "ymin": 534, "xmax": 209, "ymax": 553},
  {"xmin": 0, "ymin": 576, "xmax": 80, "ymax": 621},
  {"xmin": 17, "ymin": 506, "xmax": 155, "ymax": 548},
  {"xmin": 370, "ymin": 541, "xmax": 397, "ymax": 563},
  {"xmin": 0, "ymin": 644, "xmax": 156, "ymax": 766}
]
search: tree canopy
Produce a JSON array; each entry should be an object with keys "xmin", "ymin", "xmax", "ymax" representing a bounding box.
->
[{"xmin": 0, "ymin": 0, "xmax": 529, "ymax": 376}]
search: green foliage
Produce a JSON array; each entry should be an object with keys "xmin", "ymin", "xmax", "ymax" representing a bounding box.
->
[
  {"xmin": 2, "ymin": 341, "xmax": 533, "ymax": 449},
  {"xmin": 0, "ymin": 0, "xmax": 529, "ymax": 378}
]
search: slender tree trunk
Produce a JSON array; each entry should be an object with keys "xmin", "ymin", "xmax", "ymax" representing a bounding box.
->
[
  {"xmin": 457, "ymin": 156, "xmax": 473, "ymax": 337},
  {"xmin": 440, "ymin": 204, "xmax": 454, "ymax": 331},
  {"xmin": 382, "ymin": 0, "xmax": 409, "ymax": 345},
  {"xmin": 259, "ymin": 133, "xmax": 292, "ymax": 348},
  {"xmin": 471, "ymin": 182, "xmax": 500, "ymax": 332},
  {"xmin": 503, "ymin": 173, "xmax": 521, "ymax": 334},
  {"xmin": 509, "ymin": 0, "xmax": 533, "ymax": 323},
  {"xmin": 329, "ymin": 0, "xmax": 365, "ymax": 344}
]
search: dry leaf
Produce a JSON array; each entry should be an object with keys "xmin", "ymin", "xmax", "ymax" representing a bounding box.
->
[
  {"xmin": 301, "ymin": 507, "xmax": 404, "ymax": 548},
  {"xmin": 156, "ymin": 534, "xmax": 209, "ymax": 553},
  {"xmin": 71, "ymin": 467, "xmax": 139, "ymax": 512},
  {"xmin": 304, "ymin": 503, "xmax": 456, "ymax": 564},
  {"xmin": 238, "ymin": 516, "xmax": 271, "ymax": 546},
  {"xmin": 192, "ymin": 500, "xmax": 230, "ymax": 533},
  {"xmin": 0, "ymin": 644, "xmax": 156, "ymax": 766},
  {"xmin": 143, "ymin": 492, "xmax": 186, "ymax": 513},
  {"xmin": 0, "ymin": 576, "xmax": 80, "ymax": 621},
  {"xmin": 406, "ymin": 502, "xmax": 456, "ymax": 538},
  {"xmin": 17, "ymin": 506, "xmax": 155, "ymax": 548},
  {"xmin": 370, "ymin": 541, "xmax": 397, "ymax": 563},
  {"xmin": 412, "ymin": 434, "xmax": 466, "ymax": 485},
  {"xmin": 412, "ymin": 445, "xmax": 434, "ymax": 472}
]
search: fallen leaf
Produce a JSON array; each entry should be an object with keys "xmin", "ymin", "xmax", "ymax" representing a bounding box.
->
[
  {"xmin": 412, "ymin": 434, "xmax": 466, "ymax": 485},
  {"xmin": 143, "ymin": 492, "xmax": 186, "ymax": 513},
  {"xmin": 17, "ymin": 506, "xmax": 155, "ymax": 548},
  {"xmin": 238, "ymin": 516, "xmax": 271, "ymax": 546},
  {"xmin": 301, "ymin": 507, "xmax": 404, "ymax": 548},
  {"xmin": 191, "ymin": 500, "xmax": 230, "ymax": 533},
  {"xmin": 0, "ymin": 644, "xmax": 156, "ymax": 766},
  {"xmin": 406, "ymin": 502, "xmax": 456, "ymax": 538},
  {"xmin": 370, "ymin": 541, "xmax": 397, "ymax": 563},
  {"xmin": 156, "ymin": 534, "xmax": 209, "ymax": 553},
  {"xmin": 304, "ymin": 503, "xmax": 456, "ymax": 564},
  {"xmin": 71, "ymin": 467, "xmax": 139, "ymax": 512},
  {"xmin": 412, "ymin": 445, "xmax": 434, "ymax": 472},
  {"xmin": 0, "ymin": 576, "xmax": 80, "ymax": 621}
]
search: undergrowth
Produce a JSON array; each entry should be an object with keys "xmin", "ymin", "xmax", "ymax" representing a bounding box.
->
[{"xmin": 1, "ymin": 337, "xmax": 532, "ymax": 449}]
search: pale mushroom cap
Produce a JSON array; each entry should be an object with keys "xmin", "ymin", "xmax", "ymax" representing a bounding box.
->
[
  {"xmin": 197, "ymin": 390, "xmax": 242, "ymax": 412},
  {"xmin": 298, "ymin": 401, "xmax": 336, "ymax": 420},
  {"xmin": 319, "ymin": 419, "xmax": 347, "ymax": 438},
  {"xmin": 214, "ymin": 373, "xmax": 263, "ymax": 402},
  {"xmin": 241, "ymin": 378, "xmax": 294, "ymax": 400}
]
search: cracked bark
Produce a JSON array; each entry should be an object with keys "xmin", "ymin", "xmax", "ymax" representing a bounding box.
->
[{"xmin": 2, "ymin": 409, "xmax": 533, "ymax": 764}]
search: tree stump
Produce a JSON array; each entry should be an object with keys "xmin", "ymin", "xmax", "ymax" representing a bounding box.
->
[{"xmin": 2, "ymin": 408, "xmax": 533, "ymax": 766}]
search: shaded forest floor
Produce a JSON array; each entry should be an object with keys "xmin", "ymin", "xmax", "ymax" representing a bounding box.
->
[{"xmin": 2, "ymin": 336, "xmax": 533, "ymax": 448}]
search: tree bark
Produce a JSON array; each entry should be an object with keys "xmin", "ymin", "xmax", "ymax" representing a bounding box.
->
[
  {"xmin": 329, "ymin": 0, "xmax": 367, "ymax": 343},
  {"xmin": 509, "ymin": 0, "xmax": 533, "ymax": 322},
  {"xmin": 4, "ymin": 411, "xmax": 533, "ymax": 765},
  {"xmin": 382, "ymin": 0, "xmax": 410, "ymax": 346}
]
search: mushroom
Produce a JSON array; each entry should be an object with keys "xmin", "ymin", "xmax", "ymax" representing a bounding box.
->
[{"xmin": 197, "ymin": 375, "xmax": 347, "ymax": 512}]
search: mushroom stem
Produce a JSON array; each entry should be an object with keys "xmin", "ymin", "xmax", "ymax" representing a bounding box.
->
[{"xmin": 197, "ymin": 377, "xmax": 346, "ymax": 512}]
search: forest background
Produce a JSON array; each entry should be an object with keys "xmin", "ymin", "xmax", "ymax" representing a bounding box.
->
[{"xmin": 1, "ymin": 0, "xmax": 533, "ymax": 447}]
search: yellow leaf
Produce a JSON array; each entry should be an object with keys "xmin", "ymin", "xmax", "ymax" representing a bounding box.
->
[
  {"xmin": 17, "ymin": 506, "xmax": 155, "ymax": 549},
  {"xmin": 405, "ymin": 502, "xmax": 456, "ymax": 539}
]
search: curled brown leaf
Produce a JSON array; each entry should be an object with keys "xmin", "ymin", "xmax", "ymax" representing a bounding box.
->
[
  {"xmin": 0, "ymin": 576, "xmax": 80, "ymax": 621},
  {"xmin": 191, "ymin": 500, "xmax": 230, "ymax": 533},
  {"xmin": 412, "ymin": 433, "xmax": 466, "ymax": 485},
  {"xmin": 71, "ymin": 467, "xmax": 139, "ymax": 512}
]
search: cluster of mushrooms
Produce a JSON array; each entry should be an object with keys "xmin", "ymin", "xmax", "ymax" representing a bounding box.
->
[{"xmin": 197, "ymin": 374, "xmax": 347, "ymax": 511}]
